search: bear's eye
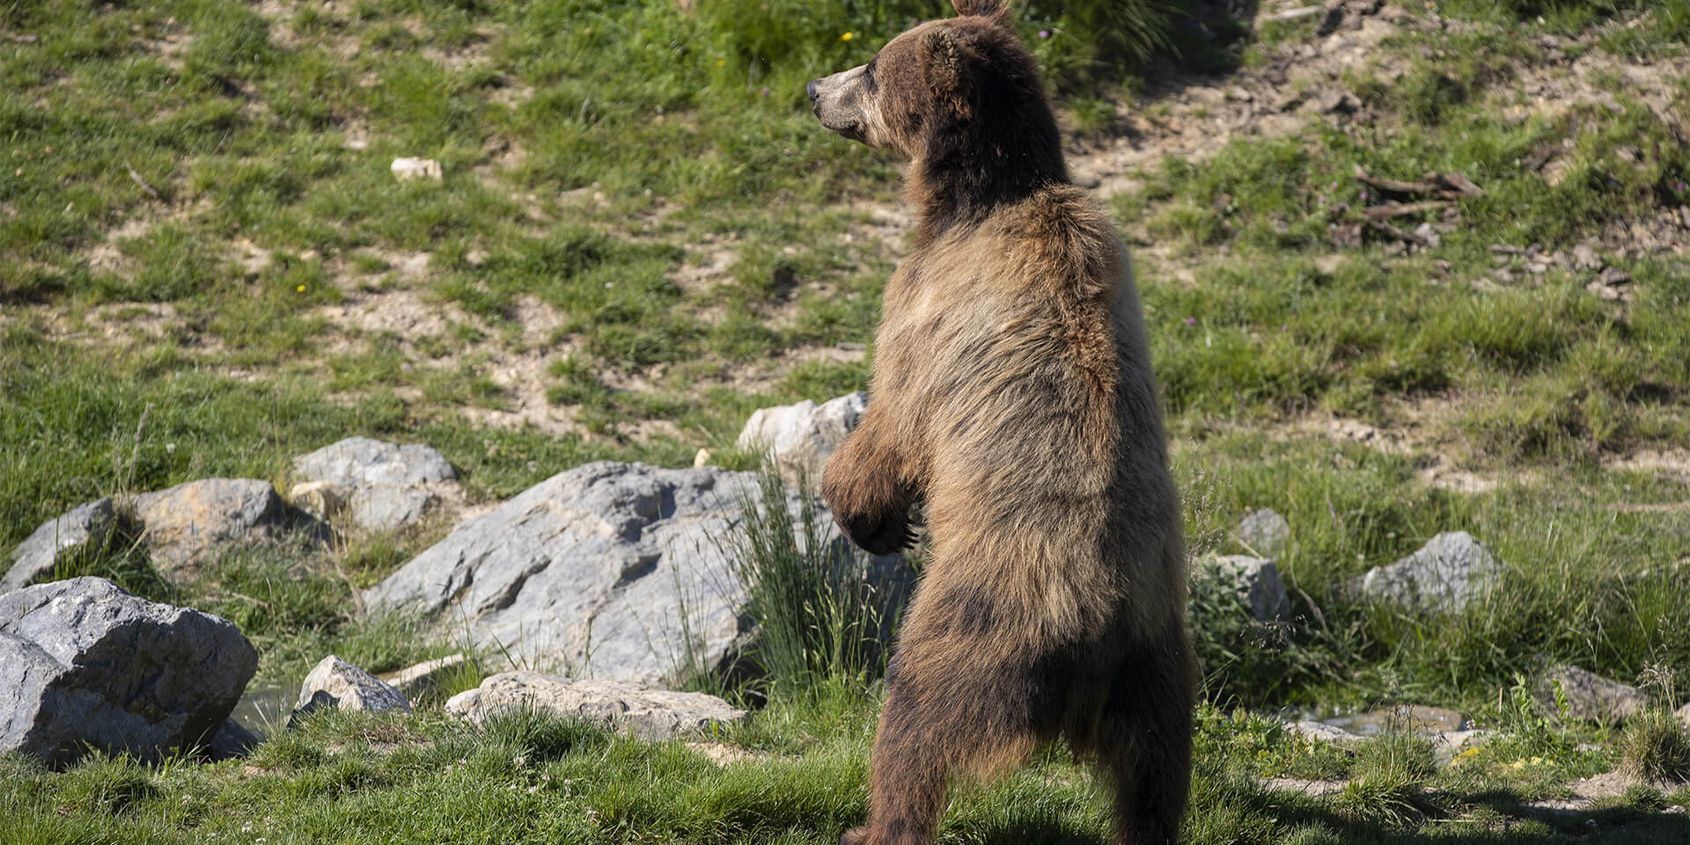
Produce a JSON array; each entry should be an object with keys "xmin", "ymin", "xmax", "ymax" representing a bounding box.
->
[{"xmin": 863, "ymin": 55, "xmax": 879, "ymax": 92}]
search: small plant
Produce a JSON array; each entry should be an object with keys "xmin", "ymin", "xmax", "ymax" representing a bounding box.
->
[
  {"xmin": 1619, "ymin": 709, "xmax": 1690, "ymax": 784},
  {"xmin": 1331, "ymin": 731, "xmax": 1439, "ymax": 830}
]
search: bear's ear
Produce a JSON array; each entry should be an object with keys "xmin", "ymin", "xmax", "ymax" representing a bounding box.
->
[
  {"xmin": 921, "ymin": 27, "xmax": 980, "ymax": 120},
  {"xmin": 952, "ymin": 0, "xmax": 1010, "ymax": 22}
]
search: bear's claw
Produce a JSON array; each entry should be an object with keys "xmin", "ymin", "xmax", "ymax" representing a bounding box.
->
[{"xmin": 836, "ymin": 509, "xmax": 916, "ymax": 555}]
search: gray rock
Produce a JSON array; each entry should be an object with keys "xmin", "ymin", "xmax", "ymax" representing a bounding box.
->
[
  {"xmin": 1537, "ymin": 664, "xmax": 1645, "ymax": 725},
  {"xmin": 4, "ymin": 499, "xmax": 118, "ymax": 591},
  {"xmin": 208, "ymin": 718, "xmax": 261, "ymax": 760},
  {"xmin": 0, "ymin": 577, "xmax": 257, "ymax": 766},
  {"xmin": 735, "ymin": 393, "xmax": 867, "ymax": 485},
  {"xmin": 293, "ymin": 656, "xmax": 412, "ymax": 717},
  {"xmin": 381, "ymin": 653, "xmax": 470, "ymax": 701},
  {"xmin": 1349, "ymin": 531, "xmax": 1504, "ymax": 614},
  {"xmin": 1201, "ymin": 555, "xmax": 1291, "ymax": 622},
  {"xmin": 1676, "ymin": 703, "xmax": 1690, "ymax": 731},
  {"xmin": 1237, "ymin": 508, "xmax": 1291, "ymax": 558},
  {"xmin": 127, "ymin": 478, "xmax": 289, "ymax": 574},
  {"xmin": 365, "ymin": 462, "xmax": 910, "ymax": 686},
  {"xmin": 293, "ymin": 437, "xmax": 460, "ymax": 532},
  {"xmin": 445, "ymin": 671, "xmax": 746, "ymax": 740}
]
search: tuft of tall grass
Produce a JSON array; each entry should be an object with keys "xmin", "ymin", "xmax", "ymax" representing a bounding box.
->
[
  {"xmin": 1620, "ymin": 709, "xmax": 1690, "ymax": 784},
  {"xmin": 716, "ymin": 468, "xmax": 900, "ymax": 699}
]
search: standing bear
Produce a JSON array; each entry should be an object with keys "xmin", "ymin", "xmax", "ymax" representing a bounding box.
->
[{"xmin": 808, "ymin": 2, "xmax": 1194, "ymax": 844}]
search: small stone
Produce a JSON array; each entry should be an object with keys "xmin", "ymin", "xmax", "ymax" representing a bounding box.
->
[
  {"xmin": 3, "ymin": 498, "xmax": 117, "ymax": 592},
  {"xmin": 293, "ymin": 656, "xmax": 412, "ymax": 719},
  {"xmin": 287, "ymin": 481, "xmax": 346, "ymax": 524},
  {"xmin": 1676, "ymin": 703, "xmax": 1690, "ymax": 731},
  {"xmin": 445, "ymin": 671, "xmax": 746, "ymax": 740},
  {"xmin": 1572, "ymin": 243, "xmax": 1601, "ymax": 270},
  {"xmin": 1537, "ymin": 665, "xmax": 1644, "ymax": 725},
  {"xmin": 692, "ymin": 448, "xmax": 712, "ymax": 468},
  {"xmin": 1598, "ymin": 266, "xmax": 1632, "ymax": 286},
  {"xmin": 391, "ymin": 157, "xmax": 443, "ymax": 182}
]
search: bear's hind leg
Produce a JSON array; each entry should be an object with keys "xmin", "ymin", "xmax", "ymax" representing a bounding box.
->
[
  {"xmin": 1092, "ymin": 622, "xmax": 1195, "ymax": 845},
  {"xmin": 851, "ymin": 655, "xmax": 1046, "ymax": 845}
]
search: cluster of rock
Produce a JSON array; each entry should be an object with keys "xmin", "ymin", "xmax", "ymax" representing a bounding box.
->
[
  {"xmin": 7, "ymin": 393, "xmax": 1686, "ymax": 771},
  {"xmin": 4, "ymin": 437, "xmax": 462, "ymax": 592}
]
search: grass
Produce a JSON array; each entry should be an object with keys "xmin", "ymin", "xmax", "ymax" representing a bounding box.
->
[{"xmin": 3, "ymin": 0, "xmax": 1690, "ymax": 842}]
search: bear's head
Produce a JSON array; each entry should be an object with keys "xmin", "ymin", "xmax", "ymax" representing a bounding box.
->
[{"xmin": 807, "ymin": 0, "xmax": 1065, "ymax": 230}]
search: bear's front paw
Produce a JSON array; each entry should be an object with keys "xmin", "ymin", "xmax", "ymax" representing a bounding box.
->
[
  {"xmin": 838, "ymin": 826, "xmax": 870, "ymax": 845},
  {"xmin": 835, "ymin": 507, "xmax": 917, "ymax": 555}
]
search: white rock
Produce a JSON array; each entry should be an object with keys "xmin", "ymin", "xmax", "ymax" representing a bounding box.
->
[
  {"xmin": 445, "ymin": 671, "xmax": 746, "ymax": 740},
  {"xmin": 294, "ymin": 655, "xmax": 412, "ymax": 716},
  {"xmin": 390, "ymin": 157, "xmax": 443, "ymax": 182},
  {"xmin": 736, "ymin": 393, "xmax": 867, "ymax": 485}
]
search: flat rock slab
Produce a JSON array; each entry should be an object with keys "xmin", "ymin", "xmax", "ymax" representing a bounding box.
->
[
  {"xmin": 446, "ymin": 671, "xmax": 746, "ymax": 740},
  {"xmin": 0, "ymin": 577, "xmax": 257, "ymax": 766},
  {"xmin": 380, "ymin": 653, "xmax": 470, "ymax": 700},
  {"xmin": 294, "ymin": 655, "xmax": 412, "ymax": 718},
  {"xmin": 292, "ymin": 437, "xmax": 460, "ymax": 532},
  {"xmin": 736, "ymin": 393, "xmax": 866, "ymax": 485},
  {"xmin": 127, "ymin": 478, "xmax": 291, "ymax": 574},
  {"xmin": 3, "ymin": 498, "xmax": 117, "ymax": 591},
  {"xmin": 1349, "ymin": 531, "xmax": 1504, "ymax": 614}
]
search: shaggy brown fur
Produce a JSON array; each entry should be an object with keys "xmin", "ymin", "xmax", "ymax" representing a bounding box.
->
[{"xmin": 809, "ymin": 2, "xmax": 1194, "ymax": 844}]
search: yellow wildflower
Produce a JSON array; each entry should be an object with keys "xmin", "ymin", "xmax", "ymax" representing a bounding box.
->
[
  {"xmin": 295, "ymin": 284, "xmax": 306, "ymax": 293},
  {"xmin": 840, "ymin": 32, "xmax": 854, "ymax": 42}
]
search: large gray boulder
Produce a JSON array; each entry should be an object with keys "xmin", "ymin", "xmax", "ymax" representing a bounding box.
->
[
  {"xmin": 0, "ymin": 577, "xmax": 258, "ymax": 765},
  {"xmin": 1349, "ymin": 531, "xmax": 1504, "ymax": 614},
  {"xmin": 736, "ymin": 393, "xmax": 867, "ymax": 485},
  {"xmin": 292, "ymin": 437, "xmax": 461, "ymax": 532},
  {"xmin": 445, "ymin": 670, "xmax": 746, "ymax": 739},
  {"xmin": 365, "ymin": 462, "xmax": 909, "ymax": 685},
  {"xmin": 128, "ymin": 478, "xmax": 291, "ymax": 574},
  {"xmin": 4, "ymin": 499, "xmax": 118, "ymax": 591}
]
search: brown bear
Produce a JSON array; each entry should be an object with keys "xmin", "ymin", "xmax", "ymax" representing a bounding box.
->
[{"xmin": 808, "ymin": 2, "xmax": 1194, "ymax": 844}]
